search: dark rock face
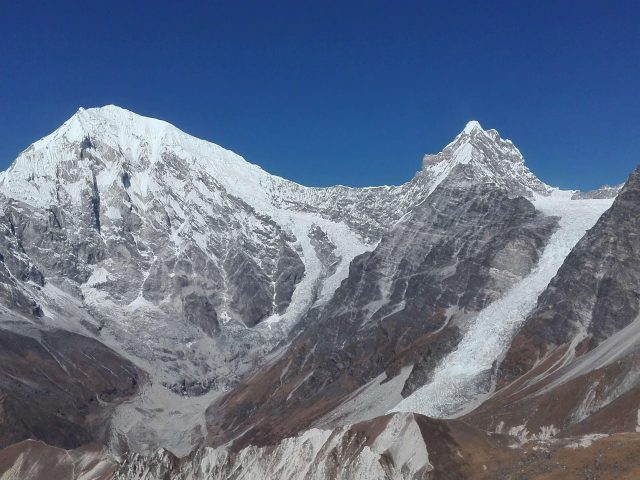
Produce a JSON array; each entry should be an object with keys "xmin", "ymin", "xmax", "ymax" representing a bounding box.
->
[
  {"xmin": 399, "ymin": 327, "xmax": 462, "ymax": 397},
  {"xmin": 498, "ymin": 167, "xmax": 640, "ymax": 386},
  {"xmin": 274, "ymin": 244, "xmax": 306, "ymax": 314},
  {"xmin": 0, "ymin": 207, "xmax": 46, "ymax": 318},
  {"xmin": 0, "ymin": 328, "xmax": 142, "ymax": 450},
  {"xmin": 182, "ymin": 292, "xmax": 220, "ymax": 335},
  {"xmin": 308, "ymin": 225, "xmax": 340, "ymax": 278},
  {"xmin": 206, "ymin": 165, "xmax": 558, "ymax": 447}
]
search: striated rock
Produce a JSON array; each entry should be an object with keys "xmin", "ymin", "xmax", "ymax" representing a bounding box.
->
[
  {"xmin": 0, "ymin": 328, "xmax": 142, "ymax": 450},
  {"xmin": 463, "ymin": 167, "xmax": 640, "ymax": 443}
]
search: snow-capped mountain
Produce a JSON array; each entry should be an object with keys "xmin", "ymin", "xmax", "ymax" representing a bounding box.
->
[
  {"xmin": 0, "ymin": 107, "xmax": 556, "ymax": 396},
  {"xmin": 0, "ymin": 106, "xmax": 388, "ymax": 393},
  {"xmin": 0, "ymin": 106, "xmax": 636, "ymax": 480}
]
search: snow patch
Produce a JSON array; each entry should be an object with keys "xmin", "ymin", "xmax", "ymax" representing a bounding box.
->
[
  {"xmin": 507, "ymin": 424, "xmax": 559, "ymax": 445},
  {"xmin": 565, "ymin": 433, "xmax": 609, "ymax": 449}
]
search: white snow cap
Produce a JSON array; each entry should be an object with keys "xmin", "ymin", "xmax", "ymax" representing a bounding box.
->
[{"xmin": 462, "ymin": 120, "xmax": 483, "ymax": 134}]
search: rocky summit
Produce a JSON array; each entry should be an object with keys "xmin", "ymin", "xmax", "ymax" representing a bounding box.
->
[{"xmin": 0, "ymin": 107, "xmax": 637, "ymax": 479}]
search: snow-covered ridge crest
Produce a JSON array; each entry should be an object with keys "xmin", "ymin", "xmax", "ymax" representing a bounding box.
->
[
  {"xmin": 2, "ymin": 107, "xmax": 550, "ymax": 208},
  {"xmin": 0, "ymin": 106, "xmax": 625, "ymax": 459},
  {"xmin": 0, "ymin": 105, "xmax": 286, "ymax": 211},
  {"xmin": 0, "ymin": 105, "xmax": 393, "ymax": 398}
]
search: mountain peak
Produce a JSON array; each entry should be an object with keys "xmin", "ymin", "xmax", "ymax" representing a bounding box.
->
[
  {"xmin": 77, "ymin": 104, "xmax": 159, "ymax": 126},
  {"xmin": 0, "ymin": 105, "xmax": 275, "ymax": 210},
  {"xmin": 73, "ymin": 105, "xmax": 174, "ymax": 138},
  {"xmin": 462, "ymin": 120, "xmax": 484, "ymax": 134},
  {"xmin": 420, "ymin": 121, "xmax": 552, "ymax": 198}
]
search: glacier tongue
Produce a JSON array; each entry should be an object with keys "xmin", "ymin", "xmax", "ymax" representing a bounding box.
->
[{"xmin": 391, "ymin": 190, "xmax": 615, "ymax": 418}]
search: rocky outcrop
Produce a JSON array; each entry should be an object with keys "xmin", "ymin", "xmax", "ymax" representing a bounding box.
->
[{"xmin": 6, "ymin": 415, "xmax": 640, "ymax": 480}]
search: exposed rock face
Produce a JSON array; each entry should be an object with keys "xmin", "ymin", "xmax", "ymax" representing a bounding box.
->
[
  {"xmin": 7, "ymin": 417, "xmax": 640, "ymax": 480},
  {"xmin": 0, "ymin": 328, "xmax": 141, "ymax": 450}
]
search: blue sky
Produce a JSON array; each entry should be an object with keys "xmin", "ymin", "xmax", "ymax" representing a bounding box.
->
[{"xmin": 1, "ymin": 0, "xmax": 638, "ymax": 189}]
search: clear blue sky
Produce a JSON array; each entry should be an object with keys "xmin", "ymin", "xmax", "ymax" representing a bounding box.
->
[{"xmin": 1, "ymin": 1, "xmax": 638, "ymax": 189}]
